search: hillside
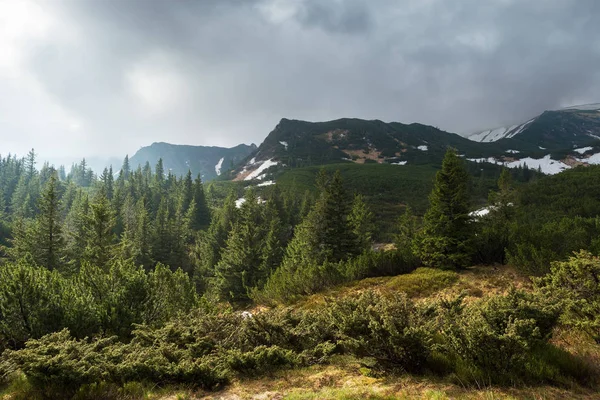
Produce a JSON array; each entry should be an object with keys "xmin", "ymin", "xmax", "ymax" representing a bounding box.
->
[{"xmin": 128, "ymin": 142, "xmax": 257, "ymax": 180}]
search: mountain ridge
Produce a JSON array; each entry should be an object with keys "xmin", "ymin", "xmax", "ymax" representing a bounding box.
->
[{"xmin": 128, "ymin": 141, "xmax": 257, "ymax": 180}]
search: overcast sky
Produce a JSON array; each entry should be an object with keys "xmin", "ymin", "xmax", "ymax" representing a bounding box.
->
[{"xmin": 1, "ymin": 0, "xmax": 599, "ymax": 166}]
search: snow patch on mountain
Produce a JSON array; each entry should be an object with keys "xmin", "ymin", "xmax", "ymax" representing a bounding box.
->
[
  {"xmin": 257, "ymin": 180, "xmax": 275, "ymax": 187},
  {"xmin": 468, "ymin": 155, "xmax": 570, "ymax": 175},
  {"xmin": 391, "ymin": 161, "xmax": 407, "ymax": 165},
  {"xmin": 467, "ymin": 118, "xmax": 535, "ymax": 143},
  {"xmin": 505, "ymin": 149, "xmax": 520, "ymax": 154},
  {"xmin": 215, "ymin": 157, "xmax": 224, "ymax": 176},
  {"xmin": 417, "ymin": 145, "xmax": 428, "ymax": 151},
  {"xmin": 577, "ymin": 152, "xmax": 600, "ymax": 165},
  {"xmin": 279, "ymin": 141, "xmax": 288, "ymax": 150},
  {"xmin": 574, "ymin": 146, "xmax": 593, "ymax": 154},
  {"xmin": 244, "ymin": 159, "xmax": 279, "ymax": 181}
]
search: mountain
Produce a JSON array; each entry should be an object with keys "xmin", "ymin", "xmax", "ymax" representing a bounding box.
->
[
  {"xmin": 232, "ymin": 104, "xmax": 600, "ymax": 180},
  {"xmin": 128, "ymin": 142, "xmax": 257, "ymax": 180},
  {"xmin": 468, "ymin": 103, "xmax": 600, "ymax": 148},
  {"xmin": 230, "ymin": 117, "xmax": 547, "ymax": 180}
]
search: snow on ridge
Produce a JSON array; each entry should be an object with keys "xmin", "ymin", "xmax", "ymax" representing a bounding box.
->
[
  {"xmin": 417, "ymin": 145, "xmax": 428, "ymax": 151},
  {"xmin": 279, "ymin": 141, "xmax": 288, "ymax": 150},
  {"xmin": 467, "ymin": 155, "xmax": 569, "ymax": 175},
  {"xmin": 574, "ymin": 146, "xmax": 593, "ymax": 154},
  {"xmin": 215, "ymin": 157, "xmax": 224, "ymax": 176},
  {"xmin": 391, "ymin": 161, "xmax": 407, "ymax": 165},
  {"xmin": 577, "ymin": 152, "xmax": 600, "ymax": 165},
  {"xmin": 257, "ymin": 180, "xmax": 275, "ymax": 187},
  {"xmin": 244, "ymin": 159, "xmax": 279, "ymax": 181},
  {"xmin": 505, "ymin": 149, "xmax": 520, "ymax": 154},
  {"xmin": 467, "ymin": 118, "xmax": 535, "ymax": 143}
]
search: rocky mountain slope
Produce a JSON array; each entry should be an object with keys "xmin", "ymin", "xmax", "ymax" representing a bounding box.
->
[{"xmin": 128, "ymin": 142, "xmax": 256, "ymax": 180}]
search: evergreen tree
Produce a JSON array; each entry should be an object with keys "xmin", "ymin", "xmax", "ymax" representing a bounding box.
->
[
  {"xmin": 214, "ymin": 190, "xmax": 267, "ymax": 302},
  {"xmin": 474, "ymin": 168, "xmax": 516, "ymax": 264},
  {"xmin": 190, "ymin": 174, "xmax": 211, "ymax": 230},
  {"xmin": 417, "ymin": 148, "xmax": 472, "ymax": 269},
  {"xmin": 348, "ymin": 194, "xmax": 374, "ymax": 252},
  {"xmin": 320, "ymin": 170, "xmax": 357, "ymax": 261},
  {"xmin": 34, "ymin": 173, "xmax": 66, "ymax": 271},
  {"xmin": 83, "ymin": 189, "xmax": 116, "ymax": 268},
  {"xmin": 121, "ymin": 155, "xmax": 131, "ymax": 180},
  {"xmin": 64, "ymin": 190, "xmax": 90, "ymax": 270}
]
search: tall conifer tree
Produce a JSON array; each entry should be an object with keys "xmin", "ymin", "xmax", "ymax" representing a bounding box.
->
[{"xmin": 417, "ymin": 148, "xmax": 472, "ymax": 269}]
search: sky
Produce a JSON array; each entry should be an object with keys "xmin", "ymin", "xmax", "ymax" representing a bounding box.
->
[{"xmin": 1, "ymin": 0, "xmax": 599, "ymax": 167}]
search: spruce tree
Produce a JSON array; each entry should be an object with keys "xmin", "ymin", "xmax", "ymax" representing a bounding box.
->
[
  {"xmin": 348, "ymin": 194, "xmax": 374, "ymax": 253},
  {"xmin": 83, "ymin": 189, "xmax": 116, "ymax": 268},
  {"xmin": 35, "ymin": 172, "xmax": 65, "ymax": 271},
  {"xmin": 64, "ymin": 190, "xmax": 90, "ymax": 269},
  {"xmin": 321, "ymin": 170, "xmax": 356, "ymax": 261},
  {"xmin": 190, "ymin": 174, "xmax": 211, "ymax": 230},
  {"xmin": 214, "ymin": 189, "xmax": 266, "ymax": 302},
  {"xmin": 417, "ymin": 148, "xmax": 472, "ymax": 269},
  {"xmin": 121, "ymin": 155, "xmax": 131, "ymax": 180}
]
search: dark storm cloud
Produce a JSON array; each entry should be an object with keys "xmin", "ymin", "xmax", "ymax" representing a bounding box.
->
[
  {"xmin": 1, "ymin": 0, "xmax": 599, "ymax": 164},
  {"xmin": 295, "ymin": 0, "xmax": 373, "ymax": 34}
]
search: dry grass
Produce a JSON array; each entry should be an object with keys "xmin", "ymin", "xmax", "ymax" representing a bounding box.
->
[
  {"xmin": 295, "ymin": 264, "xmax": 529, "ymax": 310},
  {"xmin": 155, "ymin": 357, "xmax": 599, "ymax": 399}
]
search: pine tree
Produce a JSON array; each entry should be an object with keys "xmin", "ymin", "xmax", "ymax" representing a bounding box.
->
[
  {"xmin": 121, "ymin": 155, "xmax": 131, "ymax": 180},
  {"xmin": 417, "ymin": 148, "xmax": 473, "ymax": 269},
  {"xmin": 190, "ymin": 174, "xmax": 211, "ymax": 230},
  {"xmin": 35, "ymin": 172, "xmax": 65, "ymax": 271},
  {"xmin": 83, "ymin": 189, "xmax": 116, "ymax": 268},
  {"xmin": 475, "ymin": 168, "xmax": 516, "ymax": 264},
  {"xmin": 321, "ymin": 170, "xmax": 357, "ymax": 261},
  {"xmin": 24, "ymin": 149, "xmax": 36, "ymax": 180},
  {"xmin": 64, "ymin": 190, "xmax": 90, "ymax": 269},
  {"xmin": 348, "ymin": 194, "xmax": 374, "ymax": 253},
  {"xmin": 214, "ymin": 190, "xmax": 266, "ymax": 302},
  {"xmin": 178, "ymin": 170, "xmax": 194, "ymax": 216}
]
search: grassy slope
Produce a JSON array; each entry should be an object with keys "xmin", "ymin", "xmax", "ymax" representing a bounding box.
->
[{"xmin": 207, "ymin": 267, "xmax": 598, "ymax": 399}]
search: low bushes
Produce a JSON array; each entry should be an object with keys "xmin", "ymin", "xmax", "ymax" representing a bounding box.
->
[{"xmin": 2, "ymin": 286, "xmax": 576, "ymax": 396}]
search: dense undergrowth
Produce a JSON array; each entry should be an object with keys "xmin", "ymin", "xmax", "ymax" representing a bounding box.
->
[{"xmin": 2, "ymin": 253, "xmax": 600, "ymax": 399}]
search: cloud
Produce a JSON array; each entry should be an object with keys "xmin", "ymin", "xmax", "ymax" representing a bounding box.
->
[{"xmin": 0, "ymin": 0, "xmax": 599, "ymax": 167}]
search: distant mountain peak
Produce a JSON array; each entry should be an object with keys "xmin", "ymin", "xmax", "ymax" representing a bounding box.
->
[
  {"xmin": 129, "ymin": 142, "xmax": 255, "ymax": 180},
  {"xmin": 467, "ymin": 103, "xmax": 600, "ymax": 145}
]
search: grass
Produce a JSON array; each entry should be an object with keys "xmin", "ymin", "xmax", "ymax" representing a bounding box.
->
[{"xmin": 384, "ymin": 268, "xmax": 459, "ymax": 297}]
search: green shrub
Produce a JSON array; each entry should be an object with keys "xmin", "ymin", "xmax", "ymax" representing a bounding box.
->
[
  {"xmin": 535, "ymin": 251, "xmax": 600, "ymax": 341},
  {"xmin": 327, "ymin": 291, "xmax": 430, "ymax": 372},
  {"xmin": 430, "ymin": 288, "xmax": 560, "ymax": 384},
  {"xmin": 225, "ymin": 345, "xmax": 298, "ymax": 375}
]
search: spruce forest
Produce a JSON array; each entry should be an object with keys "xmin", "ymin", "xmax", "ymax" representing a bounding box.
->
[{"xmin": 0, "ymin": 146, "xmax": 600, "ymax": 399}]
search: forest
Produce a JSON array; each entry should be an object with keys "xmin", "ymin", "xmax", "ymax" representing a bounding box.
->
[{"xmin": 0, "ymin": 148, "xmax": 599, "ymax": 399}]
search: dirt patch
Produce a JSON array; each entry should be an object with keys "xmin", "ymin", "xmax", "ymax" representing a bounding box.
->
[{"xmin": 341, "ymin": 149, "xmax": 383, "ymax": 164}]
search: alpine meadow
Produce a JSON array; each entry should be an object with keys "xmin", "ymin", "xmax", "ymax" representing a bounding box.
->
[{"xmin": 2, "ymin": 1, "xmax": 600, "ymax": 399}]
